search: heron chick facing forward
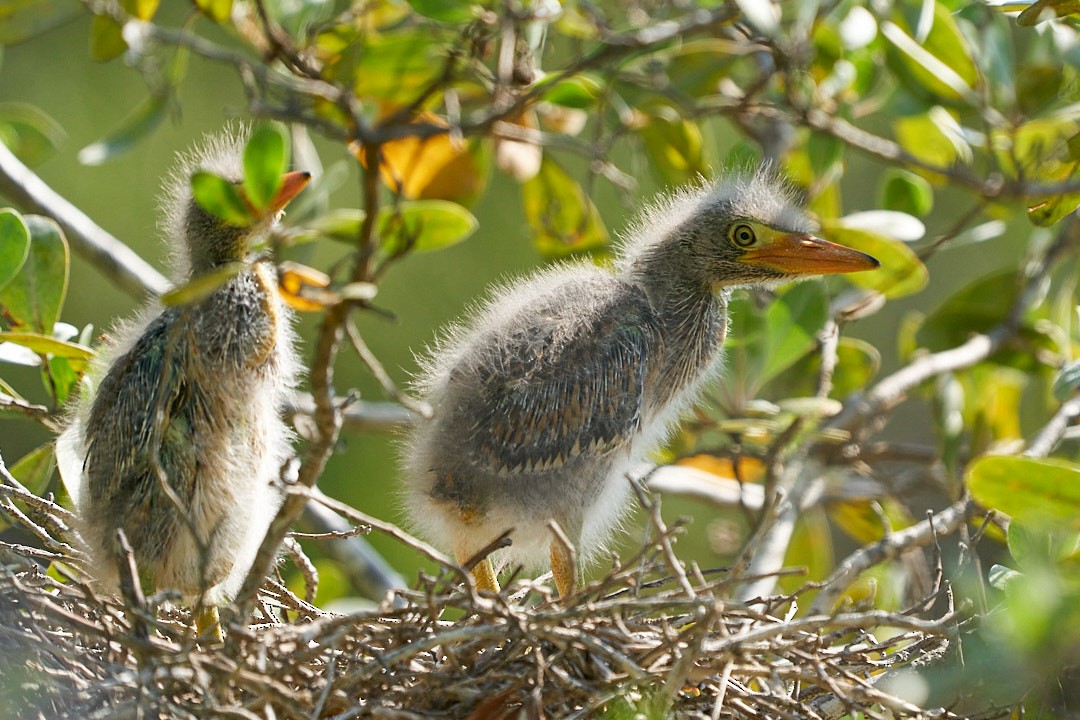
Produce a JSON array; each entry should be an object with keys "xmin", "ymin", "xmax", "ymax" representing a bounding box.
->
[
  {"xmin": 402, "ymin": 168, "xmax": 878, "ymax": 597},
  {"xmin": 57, "ymin": 129, "xmax": 309, "ymax": 634}
]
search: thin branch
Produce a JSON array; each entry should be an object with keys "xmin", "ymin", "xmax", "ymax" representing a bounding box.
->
[{"xmin": 0, "ymin": 140, "xmax": 169, "ymax": 298}]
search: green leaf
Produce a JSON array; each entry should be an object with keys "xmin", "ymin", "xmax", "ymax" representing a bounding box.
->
[
  {"xmin": 540, "ymin": 75, "xmax": 602, "ymax": 109},
  {"xmin": 0, "ymin": 215, "xmax": 68, "ymax": 333},
  {"xmin": 44, "ymin": 354, "xmax": 78, "ymax": 404},
  {"xmin": 349, "ymin": 30, "xmax": 446, "ymax": 103},
  {"xmin": 819, "ymin": 221, "xmax": 928, "ymax": 299},
  {"xmin": 880, "ymin": 169, "xmax": 934, "ymax": 217},
  {"xmin": 522, "ymin": 157, "xmax": 609, "ymax": 257},
  {"xmin": 9, "ymin": 442, "xmax": 55, "ymax": 497},
  {"xmin": 1053, "ymin": 359, "xmax": 1080, "ymax": 401},
  {"xmin": 1017, "ymin": 64, "xmax": 1064, "ymax": 116},
  {"xmin": 968, "ymin": 455, "xmax": 1080, "ymax": 530},
  {"xmin": 0, "ymin": 102, "xmax": 66, "ymax": 165},
  {"xmin": 243, "ymin": 124, "xmax": 289, "ymax": 212},
  {"xmin": 377, "ymin": 200, "xmax": 478, "ymax": 255},
  {"xmin": 161, "ymin": 262, "xmax": 246, "ymax": 306},
  {"xmin": 0, "ymin": 0, "xmax": 81, "ymax": 44},
  {"xmin": 88, "ymin": 13, "xmax": 127, "ymax": 62},
  {"xmin": 759, "ymin": 282, "xmax": 829, "ymax": 384},
  {"xmin": 660, "ymin": 39, "xmax": 749, "ymax": 99},
  {"xmin": 193, "ymin": 0, "xmax": 232, "ymax": 22},
  {"xmin": 407, "ymin": 0, "xmax": 476, "ymax": 22},
  {"xmin": 1017, "ymin": 0, "xmax": 1080, "ymax": 25},
  {"xmin": 0, "ymin": 331, "xmax": 93, "ymax": 368},
  {"xmin": 78, "ymin": 93, "xmax": 170, "ymax": 166},
  {"xmin": 639, "ymin": 108, "xmax": 706, "ymax": 185},
  {"xmin": 988, "ymin": 563, "xmax": 1022, "ymax": 591},
  {"xmin": 807, "ymin": 131, "xmax": 845, "ymax": 179},
  {"xmin": 917, "ymin": 270, "xmax": 1019, "ymax": 352},
  {"xmin": 894, "ymin": 108, "xmax": 971, "ymax": 169},
  {"xmin": 191, "ymin": 171, "xmax": 255, "ymax": 226},
  {"xmin": 119, "ymin": 0, "xmax": 159, "ymax": 20},
  {"xmin": 882, "ymin": 4, "xmax": 979, "ymax": 105},
  {"xmin": 1007, "ymin": 522, "xmax": 1080, "ymax": 569},
  {"xmin": 0, "ymin": 208, "xmax": 30, "ymax": 291}
]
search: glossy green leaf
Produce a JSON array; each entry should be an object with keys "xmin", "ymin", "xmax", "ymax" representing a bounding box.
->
[
  {"xmin": 0, "ymin": 0, "xmax": 80, "ymax": 44},
  {"xmin": 161, "ymin": 262, "xmax": 246, "ymax": 307},
  {"xmin": 1028, "ymin": 188, "xmax": 1080, "ymax": 227},
  {"xmin": 894, "ymin": 108, "xmax": 971, "ymax": 169},
  {"xmin": 839, "ymin": 210, "xmax": 925, "ymax": 242},
  {"xmin": 0, "ymin": 215, "xmax": 68, "ymax": 333},
  {"xmin": 191, "ymin": 171, "xmax": 254, "ymax": 226},
  {"xmin": 78, "ymin": 93, "xmax": 169, "ymax": 166},
  {"xmin": 820, "ymin": 221, "xmax": 928, "ymax": 298},
  {"xmin": 880, "ymin": 169, "xmax": 934, "ymax": 217},
  {"xmin": 541, "ymin": 75, "xmax": 602, "ymax": 109},
  {"xmin": 9, "ymin": 442, "xmax": 55, "ymax": 497},
  {"xmin": 0, "ymin": 331, "xmax": 92, "ymax": 368},
  {"xmin": 0, "ymin": 102, "xmax": 65, "ymax": 165},
  {"xmin": 45, "ymin": 353, "xmax": 78, "ymax": 404},
  {"xmin": 639, "ymin": 108, "xmax": 706, "ymax": 185},
  {"xmin": 779, "ymin": 508, "xmax": 832, "ymax": 597},
  {"xmin": 987, "ymin": 563, "xmax": 1022, "ymax": 591},
  {"xmin": 193, "ymin": 0, "xmax": 232, "ymax": 22},
  {"xmin": 377, "ymin": 200, "xmax": 478, "ymax": 255},
  {"xmin": 0, "ymin": 208, "xmax": 30, "ymax": 291},
  {"xmin": 350, "ymin": 30, "xmax": 446, "ymax": 103},
  {"xmin": 243, "ymin": 124, "xmax": 289, "ymax": 212},
  {"xmin": 1053, "ymin": 359, "xmax": 1080, "ymax": 401},
  {"xmin": 522, "ymin": 157, "xmax": 609, "ymax": 257},
  {"xmin": 759, "ymin": 282, "xmax": 829, "ymax": 384},
  {"xmin": 88, "ymin": 13, "xmax": 126, "ymax": 62},
  {"xmin": 968, "ymin": 455, "xmax": 1080, "ymax": 529},
  {"xmin": 882, "ymin": 4, "xmax": 979, "ymax": 104}
]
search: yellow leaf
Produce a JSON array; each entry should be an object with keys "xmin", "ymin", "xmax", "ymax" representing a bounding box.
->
[
  {"xmin": 278, "ymin": 261, "xmax": 334, "ymax": 312},
  {"xmin": 675, "ymin": 454, "xmax": 766, "ymax": 483}
]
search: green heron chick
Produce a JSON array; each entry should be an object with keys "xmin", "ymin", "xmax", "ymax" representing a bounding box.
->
[
  {"xmin": 57, "ymin": 129, "xmax": 309, "ymax": 630},
  {"xmin": 403, "ymin": 168, "xmax": 878, "ymax": 597}
]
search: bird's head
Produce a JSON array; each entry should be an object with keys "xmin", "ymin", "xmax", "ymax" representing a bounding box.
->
[
  {"xmin": 621, "ymin": 168, "xmax": 878, "ymax": 292},
  {"xmin": 161, "ymin": 128, "xmax": 310, "ymax": 276}
]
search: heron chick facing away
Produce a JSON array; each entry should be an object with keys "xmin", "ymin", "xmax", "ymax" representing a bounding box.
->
[
  {"xmin": 57, "ymin": 128, "xmax": 310, "ymax": 636},
  {"xmin": 402, "ymin": 167, "xmax": 879, "ymax": 598}
]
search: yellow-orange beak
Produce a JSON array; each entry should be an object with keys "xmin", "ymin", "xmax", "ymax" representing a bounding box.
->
[
  {"xmin": 266, "ymin": 171, "xmax": 312, "ymax": 214},
  {"xmin": 740, "ymin": 232, "xmax": 879, "ymax": 276}
]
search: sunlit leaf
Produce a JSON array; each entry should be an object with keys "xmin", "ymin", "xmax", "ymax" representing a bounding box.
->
[
  {"xmin": 191, "ymin": 171, "xmax": 254, "ymax": 226},
  {"xmin": 838, "ymin": 210, "xmax": 925, "ymax": 243},
  {"xmin": 0, "ymin": 215, "xmax": 68, "ymax": 333},
  {"xmin": 351, "ymin": 30, "xmax": 446, "ymax": 103},
  {"xmin": 639, "ymin": 106, "xmax": 706, "ymax": 185},
  {"xmin": 894, "ymin": 108, "xmax": 972, "ymax": 170},
  {"xmin": 831, "ymin": 498, "xmax": 915, "ymax": 545},
  {"xmin": 377, "ymin": 200, "xmax": 478, "ymax": 255},
  {"xmin": 522, "ymin": 157, "xmax": 609, "ymax": 257},
  {"xmin": 0, "ymin": 331, "xmax": 92, "ymax": 368},
  {"xmin": 0, "ymin": 0, "xmax": 80, "ymax": 44},
  {"xmin": 243, "ymin": 124, "xmax": 289, "ymax": 212},
  {"xmin": 675, "ymin": 454, "xmax": 766, "ymax": 483},
  {"xmin": 733, "ymin": 0, "xmax": 779, "ymax": 36},
  {"xmin": 120, "ymin": 0, "xmax": 159, "ymax": 21},
  {"xmin": 819, "ymin": 221, "xmax": 928, "ymax": 298},
  {"xmin": 0, "ymin": 102, "xmax": 65, "ymax": 165},
  {"xmin": 358, "ymin": 117, "xmax": 488, "ymax": 203},
  {"xmin": 882, "ymin": 4, "xmax": 979, "ymax": 104},
  {"xmin": 193, "ymin": 0, "xmax": 232, "ymax": 23},
  {"xmin": 45, "ymin": 354, "xmax": 77, "ymax": 404},
  {"xmin": 0, "ymin": 208, "xmax": 30, "ymax": 291},
  {"xmin": 78, "ymin": 93, "xmax": 169, "ymax": 165},
  {"xmin": 278, "ymin": 261, "xmax": 333, "ymax": 312},
  {"xmin": 968, "ymin": 455, "xmax": 1080, "ymax": 530}
]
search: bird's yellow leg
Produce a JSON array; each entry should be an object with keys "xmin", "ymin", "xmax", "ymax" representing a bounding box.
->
[
  {"xmin": 550, "ymin": 540, "xmax": 577, "ymax": 599},
  {"xmin": 456, "ymin": 548, "xmax": 500, "ymax": 593},
  {"xmin": 195, "ymin": 606, "xmax": 224, "ymax": 644}
]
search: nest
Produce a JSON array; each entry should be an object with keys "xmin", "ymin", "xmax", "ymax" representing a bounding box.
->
[{"xmin": 1, "ymin": 473, "xmax": 973, "ymax": 720}]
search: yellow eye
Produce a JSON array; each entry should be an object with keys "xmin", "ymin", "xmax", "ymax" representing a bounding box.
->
[{"xmin": 732, "ymin": 223, "xmax": 756, "ymax": 247}]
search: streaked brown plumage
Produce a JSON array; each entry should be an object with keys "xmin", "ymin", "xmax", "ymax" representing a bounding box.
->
[{"xmin": 403, "ymin": 167, "xmax": 879, "ymax": 597}]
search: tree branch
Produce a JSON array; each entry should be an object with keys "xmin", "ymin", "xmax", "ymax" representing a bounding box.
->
[{"xmin": 0, "ymin": 140, "xmax": 169, "ymax": 298}]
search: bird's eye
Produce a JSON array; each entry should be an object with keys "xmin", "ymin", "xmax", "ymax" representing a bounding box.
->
[{"xmin": 732, "ymin": 224, "xmax": 756, "ymax": 247}]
